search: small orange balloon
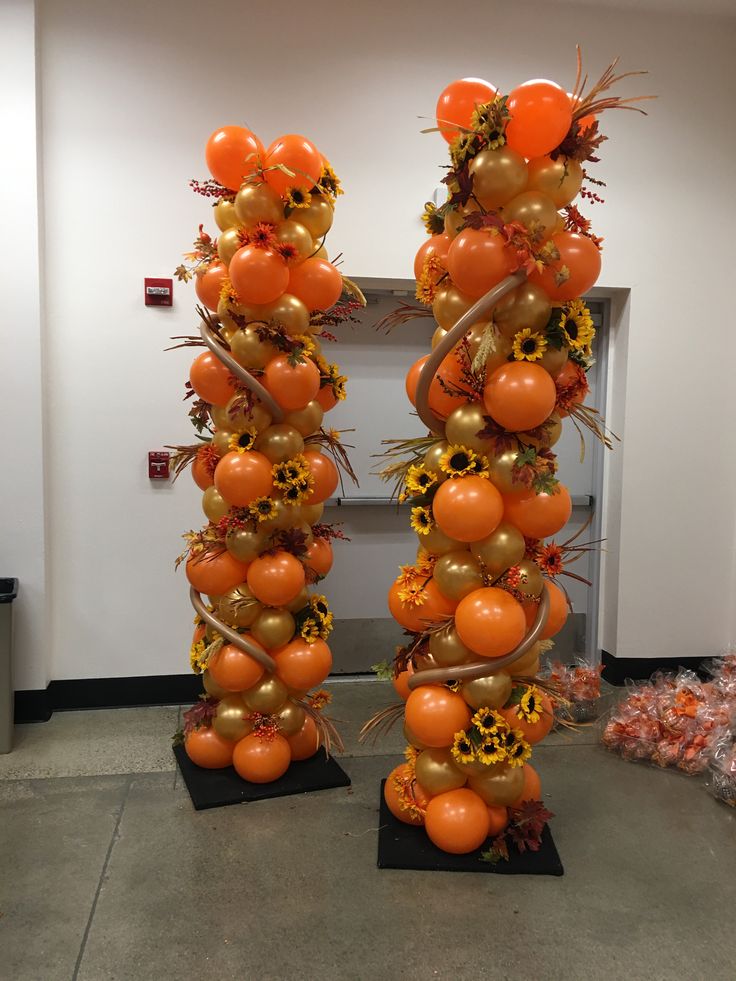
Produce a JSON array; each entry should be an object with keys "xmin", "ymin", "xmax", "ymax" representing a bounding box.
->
[
  {"xmin": 263, "ymin": 354, "xmax": 320, "ymax": 412},
  {"xmin": 432, "ymin": 476, "xmax": 503, "ymax": 543},
  {"xmin": 233, "ymin": 732, "xmax": 291, "ymax": 783},
  {"xmin": 208, "ymin": 642, "xmax": 265, "ymax": 692},
  {"xmin": 483, "ymin": 362, "xmax": 556, "ymax": 432},
  {"xmin": 304, "ymin": 537, "xmax": 333, "ymax": 577},
  {"xmin": 189, "ymin": 351, "xmax": 237, "ymax": 406},
  {"xmin": 512, "ymin": 762, "xmax": 542, "ymax": 806},
  {"xmin": 454, "ymin": 586, "xmax": 527, "ymax": 658},
  {"xmin": 446, "ymin": 228, "xmax": 516, "ymax": 299},
  {"xmin": 530, "ymin": 232, "xmax": 601, "ymax": 302},
  {"xmin": 288, "ymin": 714, "xmax": 321, "ymax": 760},
  {"xmin": 192, "ymin": 448, "xmax": 216, "ymax": 491},
  {"xmin": 436, "ymin": 78, "xmax": 497, "ymax": 143},
  {"xmin": 405, "ymin": 355, "xmax": 430, "ymax": 407},
  {"xmin": 425, "ymin": 788, "xmax": 491, "ymax": 853},
  {"xmin": 486, "ymin": 804, "xmax": 510, "ymax": 836},
  {"xmin": 229, "ymin": 246, "xmax": 289, "ymax": 306},
  {"xmin": 205, "ymin": 126, "xmax": 263, "ymax": 191},
  {"xmin": 393, "ymin": 663, "xmax": 414, "ymax": 701},
  {"xmin": 414, "ymin": 233, "xmax": 452, "ymax": 280},
  {"xmin": 274, "ymin": 637, "xmax": 332, "ymax": 690},
  {"xmin": 185, "ymin": 549, "xmax": 250, "ymax": 596},
  {"xmin": 195, "ymin": 261, "xmax": 228, "ymax": 312},
  {"xmin": 502, "ymin": 694, "xmax": 554, "ymax": 745},
  {"xmin": 384, "ymin": 763, "xmax": 432, "ymax": 826},
  {"xmin": 287, "ymin": 258, "xmax": 342, "ymax": 312},
  {"xmin": 214, "ymin": 450, "xmax": 274, "ymax": 507},
  {"xmin": 388, "ymin": 578, "xmax": 456, "ymax": 633},
  {"xmin": 503, "ymin": 484, "xmax": 572, "ymax": 539},
  {"xmin": 505, "ymin": 80, "xmax": 572, "ymax": 159},
  {"xmin": 247, "ymin": 550, "xmax": 306, "ymax": 606},
  {"xmin": 303, "ymin": 449, "xmax": 339, "ymax": 505},
  {"xmin": 264, "ymin": 134, "xmax": 322, "ymax": 196},
  {"xmin": 405, "ymin": 686, "xmax": 471, "ymax": 748},
  {"xmin": 428, "ymin": 352, "xmax": 470, "ymax": 420},
  {"xmin": 316, "ymin": 385, "xmax": 339, "ymax": 413},
  {"xmin": 522, "ymin": 580, "xmax": 569, "ymax": 640},
  {"xmin": 185, "ymin": 726, "xmax": 235, "ymax": 769}
]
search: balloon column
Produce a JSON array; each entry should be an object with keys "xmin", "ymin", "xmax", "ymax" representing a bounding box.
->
[
  {"xmin": 171, "ymin": 125, "xmax": 363, "ymax": 785},
  {"xmin": 372, "ymin": 58, "xmax": 647, "ymax": 858}
]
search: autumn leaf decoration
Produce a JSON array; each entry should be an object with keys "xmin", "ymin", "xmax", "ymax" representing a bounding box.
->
[{"xmin": 481, "ymin": 799, "xmax": 555, "ymax": 864}]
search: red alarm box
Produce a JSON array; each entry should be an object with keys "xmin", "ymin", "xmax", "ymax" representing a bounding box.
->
[
  {"xmin": 148, "ymin": 451, "xmax": 171, "ymax": 479},
  {"xmin": 144, "ymin": 278, "xmax": 173, "ymax": 306}
]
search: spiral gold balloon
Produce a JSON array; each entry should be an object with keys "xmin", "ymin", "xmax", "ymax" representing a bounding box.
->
[{"xmin": 190, "ymin": 587, "xmax": 276, "ymax": 673}]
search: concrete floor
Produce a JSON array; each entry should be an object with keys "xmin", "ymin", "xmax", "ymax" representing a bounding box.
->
[{"xmin": 0, "ymin": 681, "xmax": 734, "ymax": 981}]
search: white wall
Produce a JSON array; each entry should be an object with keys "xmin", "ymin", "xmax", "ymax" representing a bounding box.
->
[{"xmin": 15, "ymin": 0, "xmax": 736, "ymax": 683}]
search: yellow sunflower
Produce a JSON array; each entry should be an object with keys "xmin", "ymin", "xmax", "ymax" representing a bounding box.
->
[
  {"xmin": 472, "ymin": 706, "xmax": 503, "ymax": 735},
  {"xmin": 228, "ymin": 427, "xmax": 258, "ymax": 454},
  {"xmin": 272, "ymin": 454, "xmax": 310, "ymax": 489},
  {"xmin": 439, "ymin": 444, "xmax": 485, "ymax": 478},
  {"xmin": 300, "ymin": 618, "xmax": 320, "ymax": 644},
  {"xmin": 504, "ymin": 729, "xmax": 533, "ymax": 768},
  {"xmin": 282, "ymin": 477, "xmax": 314, "ymax": 506},
  {"xmin": 189, "ymin": 639, "xmax": 207, "ymax": 675},
  {"xmin": 451, "ymin": 730, "xmax": 476, "ymax": 765},
  {"xmin": 410, "ymin": 505, "xmax": 434, "ymax": 536},
  {"xmin": 518, "ymin": 686, "xmax": 543, "ymax": 724},
  {"xmin": 512, "ymin": 328, "xmax": 548, "ymax": 362},
  {"xmin": 248, "ymin": 496, "xmax": 278, "ymax": 523},
  {"xmin": 476, "ymin": 735, "xmax": 507, "ymax": 766},
  {"xmin": 405, "ymin": 464, "xmax": 438, "ymax": 497},
  {"xmin": 559, "ymin": 299, "xmax": 595, "ymax": 353},
  {"xmin": 284, "ymin": 186, "xmax": 312, "ymax": 210}
]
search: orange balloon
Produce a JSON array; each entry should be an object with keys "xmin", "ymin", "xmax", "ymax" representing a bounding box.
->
[
  {"xmin": 432, "ymin": 476, "xmax": 503, "ymax": 543},
  {"xmin": 568, "ymin": 93, "xmax": 596, "ymax": 134},
  {"xmin": 205, "ymin": 126, "xmax": 263, "ymax": 191},
  {"xmin": 454, "ymin": 586, "xmax": 527, "ymax": 658},
  {"xmin": 208, "ymin": 642, "xmax": 265, "ymax": 692},
  {"xmin": 186, "ymin": 549, "xmax": 250, "ymax": 596},
  {"xmin": 486, "ymin": 804, "xmax": 510, "ymax": 836},
  {"xmin": 263, "ymin": 134, "xmax": 322, "ymax": 195},
  {"xmin": 274, "ymin": 637, "xmax": 332, "ymax": 690},
  {"xmin": 287, "ymin": 258, "xmax": 342, "ymax": 312},
  {"xmin": 512, "ymin": 763, "xmax": 542, "ymax": 806},
  {"xmin": 189, "ymin": 351, "xmax": 237, "ymax": 406},
  {"xmin": 501, "ymin": 694, "xmax": 554, "ymax": 745},
  {"xmin": 436, "ymin": 78, "xmax": 497, "ymax": 143},
  {"xmin": 388, "ymin": 577, "xmax": 456, "ymax": 633},
  {"xmin": 195, "ymin": 261, "xmax": 228, "ymax": 312},
  {"xmin": 405, "ymin": 355, "xmax": 429, "ymax": 407},
  {"xmin": 192, "ymin": 449, "xmax": 215, "ymax": 491},
  {"xmin": 303, "ymin": 450, "xmax": 339, "ymax": 505},
  {"xmin": 505, "ymin": 80, "xmax": 572, "ymax": 158},
  {"xmin": 425, "ymin": 788, "xmax": 491, "ymax": 853},
  {"xmin": 530, "ymin": 232, "xmax": 601, "ymax": 302},
  {"xmin": 393, "ymin": 663, "xmax": 414, "ymax": 701},
  {"xmin": 247, "ymin": 550, "xmax": 306, "ymax": 606},
  {"xmin": 185, "ymin": 726, "xmax": 235, "ymax": 769},
  {"xmin": 316, "ymin": 385, "xmax": 338, "ymax": 413},
  {"xmin": 428, "ymin": 352, "xmax": 469, "ymax": 420},
  {"xmin": 405, "ymin": 686, "xmax": 471, "ymax": 748},
  {"xmin": 214, "ymin": 450, "xmax": 274, "ymax": 507},
  {"xmin": 503, "ymin": 484, "xmax": 571, "ymax": 539},
  {"xmin": 483, "ymin": 362, "xmax": 556, "ymax": 432},
  {"xmin": 304, "ymin": 537, "xmax": 333, "ymax": 577},
  {"xmin": 446, "ymin": 229, "xmax": 515, "ymax": 299},
  {"xmin": 523, "ymin": 580, "xmax": 569, "ymax": 640},
  {"xmin": 384, "ymin": 763, "xmax": 432, "ymax": 826},
  {"xmin": 414, "ymin": 233, "xmax": 452, "ymax": 280},
  {"xmin": 232, "ymin": 732, "xmax": 291, "ymax": 783},
  {"xmin": 288, "ymin": 714, "xmax": 321, "ymax": 760},
  {"xmin": 263, "ymin": 354, "xmax": 320, "ymax": 412},
  {"xmin": 555, "ymin": 359, "xmax": 589, "ymax": 417},
  {"xmin": 229, "ymin": 246, "xmax": 289, "ymax": 306}
]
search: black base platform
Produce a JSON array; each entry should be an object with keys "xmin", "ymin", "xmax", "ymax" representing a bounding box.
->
[
  {"xmin": 174, "ymin": 744, "xmax": 351, "ymax": 811},
  {"xmin": 377, "ymin": 781, "xmax": 563, "ymax": 875}
]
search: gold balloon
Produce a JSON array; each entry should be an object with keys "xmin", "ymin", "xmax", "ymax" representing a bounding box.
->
[
  {"xmin": 469, "ymin": 764, "xmax": 524, "ymax": 805},
  {"xmin": 217, "ymin": 584, "xmax": 262, "ymax": 628},
  {"xmin": 469, "ymin": 146, "xmax": 528, "ymax": 209},
  {"xmin": 202, "ymin": 486, "xmax": 229, "ymax": 523},
  {"xmin": 263, "ymin": 293, "xmax": 310, "ymax": 335},
  {"xmin": 214, "ymin": 198, "xmax": 239, "ymax": 231},
  {"xmin": 420, "ymin": 524, "xmax": 462, "ymax": 556},
  {"xmin": 416, "ymin": 748, "xmax": 468, "ymax": 794},
  {"xmin": 311, "ymin": 244, "xmax": 328, "ymax": 259},
  {"xmin": 251, "ymin": 608, "xmax": 296, "ymax": 649},
  {"xmin": 527, "ymin": 155, "xmax": 583, "ymax": 208},
  {"xmin": 234, "ymin": 182, "xmax": 283, "ymax": 226},
  {"xmin": 230, "ymin": 327, "xmax": 277, "ymax": 370},
  {"xmin": 503, "ymin": 190, "xmax": 558, "ymax": 238},
  {"xmin": 463, "ymin": 321, "xmax": 488, "ymax": 360},
  {"xmin": 211, "ymin": 430, "xmax": 233, "ymax": 456},
  {"xmin": 494, "ymin": 282, "xmax": 551, "ymax": 337},
  {"xmin": 258, "ymin": 498, "xmax": 295, "ymax": 534},
  {"xmin": 513, "ymin": 641, "xmax": 543, "ymax": 675},
  {"xmin": 255, "ymin": 424, "xmax": 305, "ymax": 464},
  {"xmin": 517, "ymin": 558, "xmax": 544, "ymax": 598},
  {"xmin": 284, "ymin": 587, "xmax": 309, "ymax": 614},
  {"xmin": 445, "ymin": 403, "xmax": 494, "ymax": 455},
  {"xmin": 470, "ymin": 521, "xmax": 526, "ymax": 577},
  {"xmin": 225, "ymin": 527, "xmax": 266, "ymax": 563},
  {"xmin": 488, "ymin": 447, "xmax": 519, "ymax": 495},
  {"xmin": 539, "ymin": 345, "xmax": 568, "ymax": 378},
  {"xmin": 299, "ymin": 501, "xmax": 324, "ymax": 525},
  {"xmin": 525, "ymin": 411, "xmax": 562, "ymax": 449},
  {"xmin": 296, "ymin": 521, "xmax": 315, "ymax": 547},
  {"xmin": 284, "ymin": 400, "xmax": 324, "ymax": 437},
  {"xmin": 433, "ymin": 550, "xmax": 483, "ymax": 601},
  {"xmin": 220, "ymin": 323, "xmax": 237, "ymax": 344},
  {"xmin": 484, "ymin": 334, "xmax": 514, "ymax": 374},
  {"xmin": 242, "ymin": 674, "xmax": 289, "ymax": 714},
  {"xmin": 452, "ymin": 755, "xmax": 489, "ymax": 777},
  {"xmin": 443, "ymin": 207, "xmax": 464, "ymax": 239},
  {"xmin": 518, "ymin": 656, "xmax": 540, "ymax": 677},
  {"xmin": 432, "ymin": 286, "xmax": 474, "ymax": 330},
  {"xmin": 274, "ymin": 220, "xmax": 313, "ymax": 263},
  {"xmin": 429, "ymin": 624, "xmax": 474, "ymax": 667},
  {"xmin": 424, "ymin": 440, "xmax": 449, "ymax": 476},
  {"xmin": 225, "ymin": 395, "xmax": 271, "ymax": 433},
  {"xmin": 217, "ymin": 226, "xmax": 244, "ymax": 265},
  {"xmin": 213, "ymin": 694, "xmax": 253, "ymax": 742},
  {"xmin": 461, "ymin": 672, "xmax": 513, "ymax": 710},
  {"xmin": 432, "ymin": 325, "xmax": 448, "ymax": 350},
  {"xmin": 218, "ymin": 296, "xmax": 267, "ymax": 328},
  {"xmin": 294, "ymin": 194, "xmax": 333, "ymax": 238},
  {"xmin": 210, "ymin": 403, "xmax": 231, "ymax": 429},
  {"xmin": 403, "ymin": 722, "xmax": 430, "ymax": 750},
  {"xmin": 202, "ymin": 669, "xmax": 230, "ymax": 700},
  {"xmin": 274, "ymin": 700, "xmax": 306, "ymax": 736}
]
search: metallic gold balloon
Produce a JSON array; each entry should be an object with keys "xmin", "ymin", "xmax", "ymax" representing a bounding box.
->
[
  {"xmin": 452, "ymin": 755, "xmax": 489, "ymax": 777},
  {"xmin": 234, "ymin": 182, "xmax": 283, "ymax": 226},
  {"xmin": 503, "ymin": 190, "xmax": 558, "ymax": 238},
  {"xmin": 311, "ymin": 244, "xmax": 328, "ymax": 259},
  {"xmin": 513, "ymin": 641, "xmax": 543, "ymax": 675},
  {"xmin": 202, "ymin": 669, "xmax": 230, "ymax": 700},
  {"xmin": 242, "ymin": 674, "xmax": 289, "ymax": 713},
  {"xmin": 424, "ymin": 440, "xmax": 449, "ymax": 477},
  {"xmin": 210, "ymin": 403, "xmax": 231, "ymax": 429},
  {"xmin": 294, "ymin": 194, "xmax": 333, "ymax": 238},
  {"xmin": 214, "ymin": 198, "xmax": 239, "ymax": 231},
  {"xmin": 485, "ymin": 334, "xmax": 514, "ymax": 374},
  {"xmin": 403, "ymin": 722, "xmax": 430, "ymax": 750},
  {"xmin": 469, "ymin": 764, "xmax": 524, "ymax": 805},
  {"xmin": 416, "ymin": 748, "xmax": 468, "ymax": 794},
  {"xmin": 217, "ymin": 584, "xmax": 262, "ymax": 628},
  {"xmin": 433, "ymin": 550, "xmax": 483, "ymax": 601},
  {"xmin": 517, "ymin": 558, "xmax": 544, "ymax": 598},
  {"xmin": 469, "ymin": 146, "xmax": 528, "ymax": 209},
  {"xmin": 218, "ymin": 296, "xmax": 268, "ymax": 327},
  {"xmin": 231, "ymin": 327, "xmax": 277, "ymax": 370},
  {"xmin": 494, "ymin": 282, "xmax": 552, "ymax": 337},
  {"xmin": 429, "ymin": 624, "xmax": 474, "ymax": 667},
  {"xmin": 420, "ymin": 523, "xmax": 462, "ymax": 556},
  {"xmin": 225, "ymin": 527, "xmax": 266, "ymax": 563},
  {"xmin": 299, "ymin": 501, "xmax": 324, "ymax": 525},
  {"xmin": 251, "ymin": 608, "xmax": 296, "ymax": 649},
  {"xmin": 470, "ymin": 521, "xmax": 526, "ymax": 577},
  {"xmin": 285, "ymin": 586, "xmax": 309, "ymax": 613},
  {"xmin": 211, "ymin": 430, "xmax": 233, "ymax": 456},
  {"xmin": 432, "ymin": 326, "xmax": 448, "ymax": 350},
  {"xmin": 284, "ymin": 400, "xmax": 324, "ymax": 437},
  {"xmin": 202, "ymin": 486, "xmax": 229, "ymax": 523},
  {"xmin": 443, "ymin": 207, "xmax": 464, "ymax": 239},
  {"xmin": 225, "ymin": 395, "xmax": 271, "ymax": 433},
  {"xmin": 258, "ymin": 498, "xmax": 295, "ymax": 534},
  {"xmin": 461, "ymin": 671, "xmax": 513, "ymax": 710},
  {"xmin": 255, "ymin": 424, "xmax": 305, "ymax": 464},
  {"xmin": 220, "ymin": 323, "xmax": 237, "ymax": 344},
  {"xmin": 489, "ymin": 448, "xmax": 519, "ymax": 495},
  {"xmin": 213, "ymin": 694, "xmax": 253, "ymax": 742},
  {"xmin": 527, "ymin": 155, "xmax": 583, "ymax": 208},
  {"xmin": 540, "ymin": 345, "xmax": 568, "ymax": 378},
  {"xmin": 274, "ymin": 221, "xmax": 313, "ymax": 263},
  {"xmin": 433, "ymin": 286, "xmax": 474, "ymax": 330},
  {"xmin": 217, "ymin": 226, "xmax": 244, "ymax": 265},
  {"xmin": 274, "ymin": 700, "xmax": 306, "ymax": 736},
  {"xmin": 553, "ymin": 212, "xmax": 565, "ymax": 234},
  {"xmin": 263, "ymin": 293, "xmax": 310, "ymax": 335},
  {"xmin": 445, "ymin": 404, "xmax": 494, "ymax": 455},
  {"xmin": 525, "ymin": 411, "xmax": 562, "ymax": 449}
]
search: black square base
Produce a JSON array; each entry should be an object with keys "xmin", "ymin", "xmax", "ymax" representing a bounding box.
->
[
  {"xmin": 174, "ymin": 744, "xmax": 351, "ymax": 811},
  {"xmin": 377, "ymin": 781, "xmax": 564, "ymax": 875}
]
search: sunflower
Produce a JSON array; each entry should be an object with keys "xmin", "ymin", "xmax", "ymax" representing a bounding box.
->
[
  {"xmin": 476, "ymin": 734, "xmax": 507, "ymax": 766},
  {"xmin": 272, "ymin": 455, "xmax": 309, "ymax": 490},
  {"xmin": 451, "ymin": 730, "xmax": 476, "ymax": 765},
  {"xmin": 410, "ymin": 505, "xmax": 434, "ymax": 536},
  {"xmin": 291, "ymin": 334, "xmax": 317, "ymax": 356},
  {"xmin": 472, "ymin": 706, "xmax": 502, "ymax": 735},
  {"xmin": 439, "ymin": 444, "xmax": 483, "ymax": 478},
  {"xmin": 505, "ymin": 730, "xmax": 532, "ymax": 767},
  {"xmin": 228, "ymin": 428, "xmax": 258, "ymax": 454},
  {"xmin": 559, "ymin": 299, "xmax": 595, "ymax": 353},
  {"xmin": 317, "ymin": 617, "xmax": 333, "ymax": 640},
  {"xmin": 189, "ymin": 639, "xmax": 208, "ymax": 675},
  {"xmin": 405, "ymin": 464, "xmax": 438, "ymax": 497},
  {"xmin": 300, "ymin": 618, "xmax": 320, "ymax": 644},
  {"xmin": 310, "ymin": 594, "xmax": 330, "ymax": 620},
  {"xmin": 282, "ymin": 478, "xmax": 314, "ymax": 505},
  {"xmin": 249, "ymin": 496, "xmax": 278, "ymax": 523},
  {"xmin": 316, "ymin": 162, "xmax": 343, "ymax": 202},
  {"xmin": 518, "ymin": 686, "xmax": 544, "ymax": 724},
  {"xmin": 285, "ymin": 186, "xmax": 312, "ymax": 210},
  {"xmin": 512, "ymin": 328, "xmax": 548, "ymax": 362}
]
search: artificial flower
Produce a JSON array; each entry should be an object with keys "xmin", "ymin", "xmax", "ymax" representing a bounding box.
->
[
  {"xmin": 410, "ymin": 505, "xmax": 434, "ymax": 536},
  {"xmin": 451, "ymin": 730, "xmax": 476, "ymax": 765},
  {"xmin": 248, "ymin": 496, "xmax": 278, "ymax": 523},
  {"xmin": 439, "ymin": 444, "xmax": 484, "ymax": 478},
  {"xmin": 228, "ymin": 427, "xmax": 258, "ymax": 454},
  {"xmin": 285, "ymin": 187, "xmax": 312, "ymax": 210},
  {"xmin": 518, "ymin": 686, "xmax": 544, "ymax": 724},
  {"xmin": 477, "ymin": 735, "xmax": 507, "ymax": 766},
  {"xmin": 559, "ymin": 299, "xmax": 595, "ymax": 353},
  {"xmin": 405, "ymin": 464, "xmax": 438, "ymax": 497},
  {"xmin": 512, "ymin": 328, "xmax": 548, "ymax": 362},
  {"xmin": 472, "ymin": 706, "xmax": 502, "ymax": 735},
  {"xmin": 300, "ymin": 618, "xmax": 320, "ymax": 644},
  {"xmin": 504, "ymin": 729, "xmax": 533, "ymax": 767}
]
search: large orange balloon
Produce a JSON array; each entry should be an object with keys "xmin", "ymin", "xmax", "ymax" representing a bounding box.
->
[
  {"xmin": 189, "ymin": 351, "xmax": 237, "ymax": 406},
  {"xmin": 208, "ymin": 642, "xmax": 265, "ymax": 692},
  {"xmin": 502, "ymin": 692, "xmax": 554, "ymax": 745},
  {"xmin": 425, "ymin": 788, "xmax": 491, "ymax": 853},
  {"xmin": 229, "ymin": 246, "xmax": 289, "ymax": 306},
  {"xmin": 505, "ymin": 80, "xmax": 572, "ymax": 159},
  {"xmin": 483, "ymin": 362, "xmax": 556, "ymax": 432},
  {"xmin": 405, "ymin": 686, "xmax": 471, "ymax": 748},
  {"xmin": 214, "ymin": 450, "xmax": 274, "ymax": 507},
  {"xmin": 185, "ymin": 549, "xmax": 250, "ymax": 596},
  {"xmin": 432, "ymin": 476, "xmax": 503, "ymax": 543},
  {"xmin": 436, "ymin": 78, "xmax": 497, "ymax": 143},
  {"xmin": 274, "ymin": 637, "xmax": 332, "ymax": 690},
  {"xmin": 446, "ymin": 229, "xmax": 515, "ymax": 299},
  {"xmin": 428, "ymin": 352, "xmax": 470, "ymax": 420},
  {"xmin": 384, "ymin": 763, "xmax": 432, "ymax": 826},
  {"xmin": 247, "ymin": 550, "xmax": 306, "ymax": 606},
  {"xmin": 304, "ymin": 537, "xmax": 333, "ymax": 577},
  {"xmin": 288, "ymin": 714, "xmax": 321, "ymax": 760},
  {"xmin": 530, "ymin": 232, "xmax": 601, "ymax": 302},
  {"xmin": 503, "ymin": 484, "xmax": 571, "ymax": 539},
  {"xmin": 405, "ymin": 355, "xmax": 429, "ymax": 407},
  {"xmin": 195, "ymin": 261, "xmax": 228, "ymax": 312},
  {"xmin": 192, "ymin": 451, "xmax": 215, "ymax": 491},
  {"xmin": 263, "ymin": 354, "xmax": 320, "ymax": 412},
  {"xmin": 264, "ymin": 134, "xmax": 322, "ymax": 195},
  {"xmin": 185, "ymin": 727, "xmax": 235, "ymax": 769},
  {"xmin": 454, "ymin": 586, "xmax": 527, "ymax": 658},
  {"xmin": 388, "ymin": 577, "xmax": 457, "ymax": 633},
  {"xmin": 303, "ymin": 450, "xmax": 339, "ymax": 505},
  {"xmin": 287, "ymin": 258, "xmax": 342, "ymax": 312},
  {"xmin": 523, "ymin": 580, "xmax": 569, "ymax": 640},
  {"xmin": 205, "ymin": 126, "xmax": 263, "ymax": 191},
  {"xmin": 414, "ymin": 233, "xmax": 452, "ymax": 280},
  {"xmin": 232, "ymin": 732, "xmax": 291, "ymax": 783}
]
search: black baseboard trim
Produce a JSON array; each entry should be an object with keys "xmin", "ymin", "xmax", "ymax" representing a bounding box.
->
[{"xmin": 601, "ymin": 650, "xmax": 708, "ymax": 686}]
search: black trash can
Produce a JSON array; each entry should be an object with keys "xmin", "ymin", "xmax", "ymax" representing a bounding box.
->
[{"xmin": 0, "ymin": 579, "xmax": 19, "ymax": 754}]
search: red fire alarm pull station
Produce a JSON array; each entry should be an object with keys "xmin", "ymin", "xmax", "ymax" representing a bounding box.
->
[
  {"xmin": 144, "ymin": 278, "xmax": 173, "ymax": 306},
  {"xmin": 148, "ymin": 451, "xmax": 171, "ymax": 479}
]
